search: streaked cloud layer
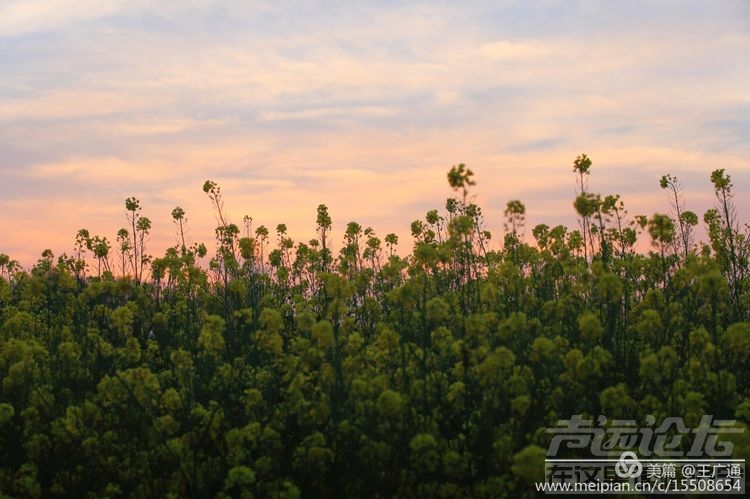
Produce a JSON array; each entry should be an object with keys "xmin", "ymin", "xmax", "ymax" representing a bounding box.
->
[{"xmin": 1, "ymin": 0, "xmax": 749, "ymax": 266}]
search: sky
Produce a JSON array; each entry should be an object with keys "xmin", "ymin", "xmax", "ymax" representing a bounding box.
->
[{"xmin": 1, "ymin": 0, "xmax": 749, "ymax": 268}]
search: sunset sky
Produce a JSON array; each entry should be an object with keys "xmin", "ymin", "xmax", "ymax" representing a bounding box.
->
[{"xmin": 1, "ymin": 0, "xmax": 749, "ymax": 268}]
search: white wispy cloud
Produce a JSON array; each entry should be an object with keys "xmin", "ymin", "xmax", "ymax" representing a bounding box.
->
[
  {"xmin": 479, "ymin": 40, "xmax": 553, "ymax": 60},
  {"xmin": 260, "ymin": 106, "xmax": 402, "ymax": 122},
  {"xmin": 0, "ymin": 0, "xmax": 123, "ymax": 36}
]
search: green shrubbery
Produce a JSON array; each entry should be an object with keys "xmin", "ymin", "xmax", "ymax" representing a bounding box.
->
[{"xmin": 0, "ymin": 158, "xmax": 748, "ymax": 497}]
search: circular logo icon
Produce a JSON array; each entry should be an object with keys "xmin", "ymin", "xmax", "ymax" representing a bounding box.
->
[{"xmin": 615, "ymin": 451, "xmax": 642, "ymax": 479}]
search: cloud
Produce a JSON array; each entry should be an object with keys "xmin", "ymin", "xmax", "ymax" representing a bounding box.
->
[
  {"xmin": 25, "ymin": 156, "xmax": 172, "ymax": 184},
  {"xmin": 100, "ymin": 117, "xmax": 226, "ymax": 136},
  {"xmin": 260, "ymin": 105, "xmax": 402, "ymax": 122},
  {"xmin": 0, "ymin": 90, "xmax": 162, "ymax": 122},
  {"xmin": 0, "ymin": 0, "xmax": 125, "ymax": 36},
  {"xmin": 479, "ymin": 40, "xmax": 552, "ymax": 60}
]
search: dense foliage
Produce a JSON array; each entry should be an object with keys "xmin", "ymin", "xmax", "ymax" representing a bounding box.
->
[{"xmin": 1, "ymin": 157, "xmax": 749, "ymax": 498}]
